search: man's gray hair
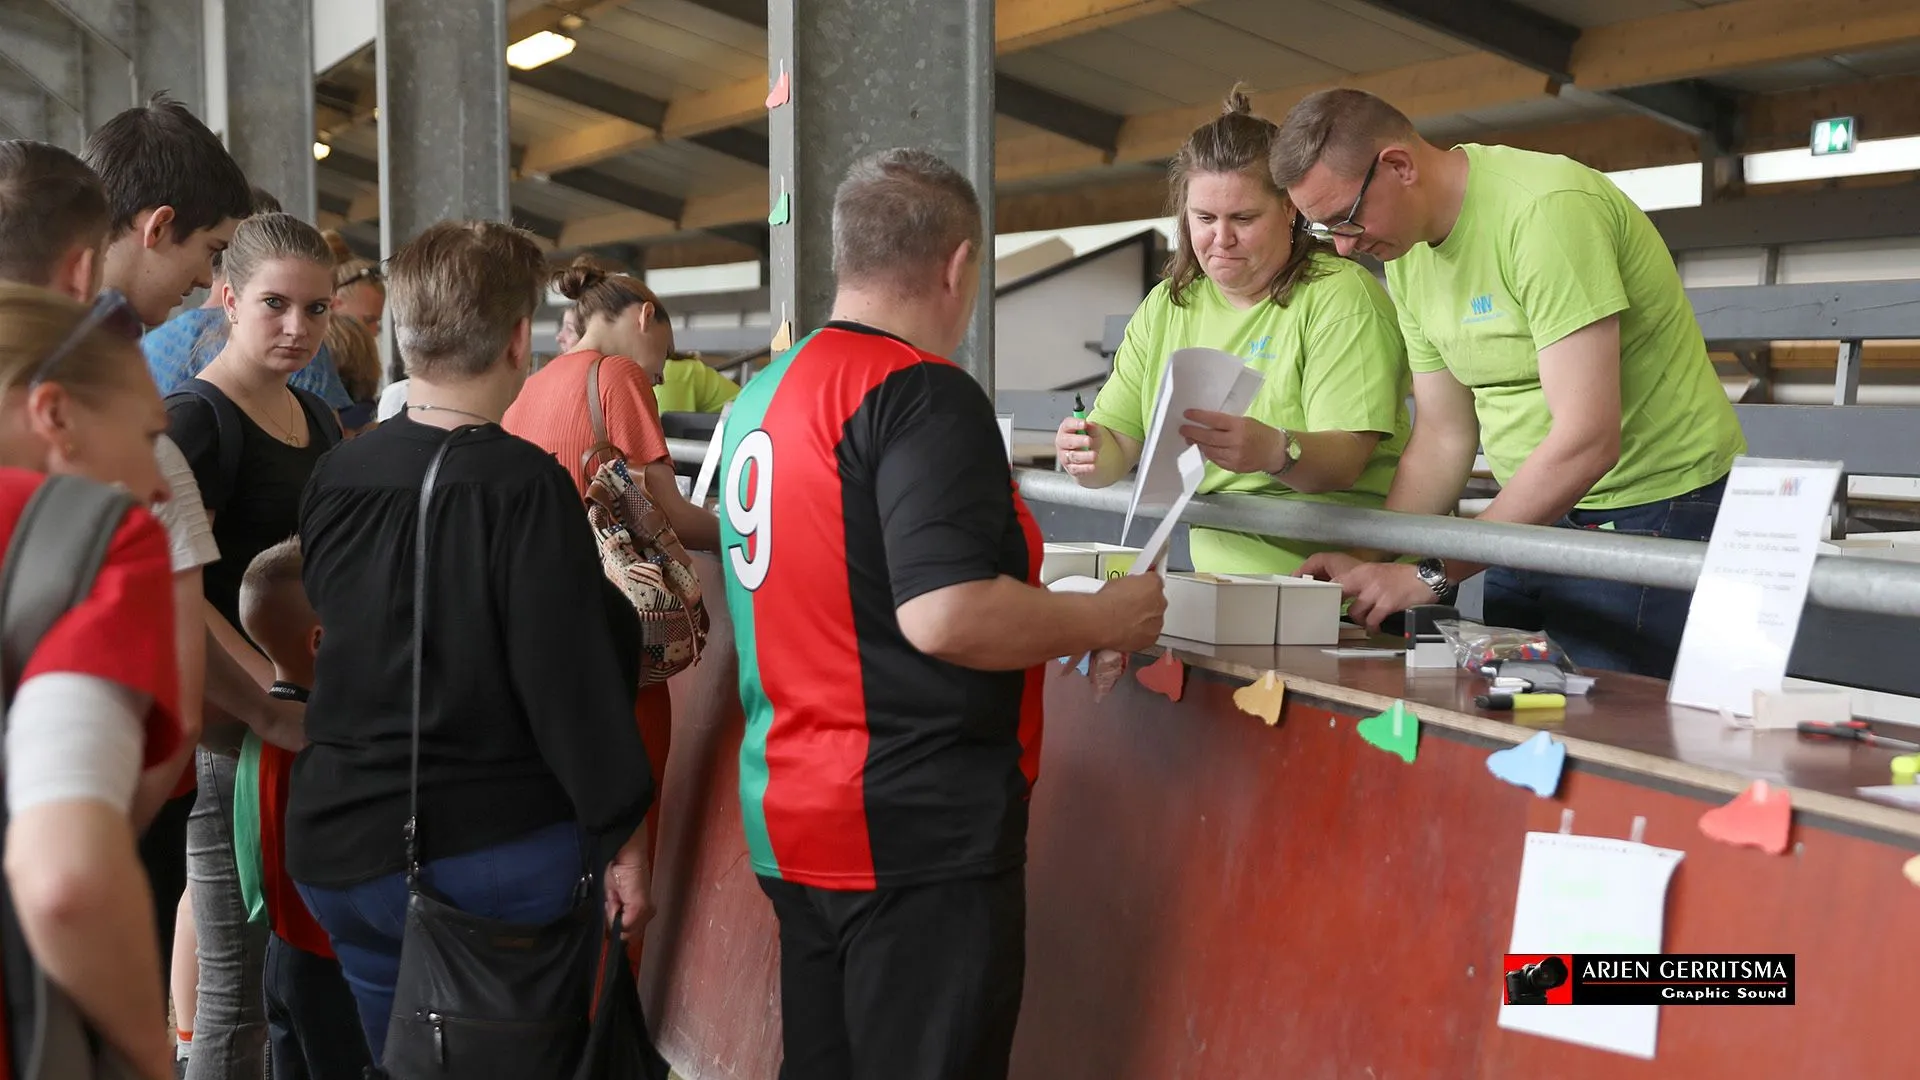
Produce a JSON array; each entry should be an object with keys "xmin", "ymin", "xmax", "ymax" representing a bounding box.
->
[{"xmin": 832, "ymin": 148, "xmax": 982, "ymax": 292}]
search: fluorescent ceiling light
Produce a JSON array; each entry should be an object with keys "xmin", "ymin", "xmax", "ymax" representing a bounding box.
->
[
  {"xmin": 1603, "ymin": 163, "xmax": 1702, "ymax": 213},
  {"xmin": 312, "ymin": 141, "xmax": 331, "ymax": 161},
  {"xmin": 508, "ymin": 31, "xmax": 576, "ymax": 70},
  {"xmin": 1744, "ymin": 134, "xmax": 1920, "ymax": 184}
]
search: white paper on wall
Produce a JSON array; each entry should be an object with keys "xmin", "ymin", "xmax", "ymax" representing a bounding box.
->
[{"xmin": 1496, "ymin": 832, "xmax": 1684, "ymax": 1060}]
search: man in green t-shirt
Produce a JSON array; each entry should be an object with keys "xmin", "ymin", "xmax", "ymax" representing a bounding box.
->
[{"xmin": 1273, "ymin": 89, "xmax": 1744, "ymax": 678}]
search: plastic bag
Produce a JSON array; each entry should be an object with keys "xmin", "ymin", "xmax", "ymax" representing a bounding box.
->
[{"xmin": 1434, "ymin": 620, "xmax": 1579, "ymax": 675}]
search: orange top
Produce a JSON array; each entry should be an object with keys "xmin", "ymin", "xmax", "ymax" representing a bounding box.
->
[
  {"xmin": 504, "ymin": 349, "xmax": 675, "ymax": 855},
  {"xmin": 504, "ymin": 349, "xmax": 672, "ymax": 493}
]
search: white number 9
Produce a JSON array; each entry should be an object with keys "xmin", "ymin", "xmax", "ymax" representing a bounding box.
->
[{"xmin": 724, "ymin": 429, "xmax": 774, "ymax": 591}]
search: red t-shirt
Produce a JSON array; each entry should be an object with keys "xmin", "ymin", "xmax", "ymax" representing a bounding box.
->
[
  {"xmin": 256, "ymin": 740, "xmax": 332, "ymax": 956},
  {"xmin": 0, "ymin": 469, "xmax": 180, "ymax": 1076}
]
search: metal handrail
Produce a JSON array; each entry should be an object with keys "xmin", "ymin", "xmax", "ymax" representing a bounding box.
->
[{"xmin": 666, "ymin": 438, "xmax": 1920, "ymax": 620}]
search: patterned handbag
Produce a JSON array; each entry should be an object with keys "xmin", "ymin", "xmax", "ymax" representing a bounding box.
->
[{"xmin": 581, "ymin": 356, "xmax": 708, "ymax": 686}]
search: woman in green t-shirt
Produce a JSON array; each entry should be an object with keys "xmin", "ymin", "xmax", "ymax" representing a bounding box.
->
[{"xmin": 1055, "ymin": 89, "xmax": 1412, "ymax": 575}]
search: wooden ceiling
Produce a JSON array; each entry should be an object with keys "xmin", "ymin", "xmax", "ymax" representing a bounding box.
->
[{"xmin": 313, "ymin": 0, "xmax": 1920, "ymax": 268}]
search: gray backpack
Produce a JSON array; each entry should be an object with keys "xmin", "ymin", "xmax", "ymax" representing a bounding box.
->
[{"xmin": 0, "ymin": 475, "xmax": 141, "ymax": 1080}]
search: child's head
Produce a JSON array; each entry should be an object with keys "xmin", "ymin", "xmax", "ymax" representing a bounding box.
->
[
  {"xmin": 82, "ymin": 94, "xmax": 252, "ymax": 328},
  {"xmin": 239, "ymin": 537, "xmax": 320, "ymax": 685},
  {"xmin": 0, "ymin": 140, "xmax": 110, "ymax": 300}
]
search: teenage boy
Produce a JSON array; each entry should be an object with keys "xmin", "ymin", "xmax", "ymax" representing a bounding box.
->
[
  {"xmin": 235, "ymin": 540, "xmax": 370, "ymax": 1080},
  {"xmin": 79, "ymin": 99, "xmax": 306, "ymax": 1074}
]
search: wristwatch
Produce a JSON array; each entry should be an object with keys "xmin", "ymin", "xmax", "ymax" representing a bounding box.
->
[
  {"xmin": 1415, "ymin": 557, "xmax": 1455, "ymax": 601},
  {"xmin": 1274, "ymin": 427, "xmax": 1302, "ymax": 476}
]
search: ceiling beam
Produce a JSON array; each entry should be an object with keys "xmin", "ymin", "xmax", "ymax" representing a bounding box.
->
[
  {"xmin": 506, "ymin": 0, "xmax": 625, "ymax": 43},
  {"xmin": 1569, "ymin": 0, "xmax": 1920, "ymax": 90},
  {"xmin": 1609, "ymin": 79, "xmax": 1740, "ymax": 142},
  {"xmin": 707, "ymin": 222, "xmax": 770, "ymax": 257},
  {"xmin": 317, "ymin": 191, "xmax": 352, "ymax": 217},
  {"xmin": 322, "ymin": 149, "xmax": 380, "ymax": 186},
  {"xmin": 1117, "ymin": 52, "xmax": 1555, "ymax": 163},
  {"xmin": 510, "ymin": 65, "xmax": 668, "ymax": 130},
  {"xmin": 1351, "ymin": 0, "xmax": 1578, "ymax": 82},
  {"xmin": 513, "ymin": 207, "xmax": 565, "ymax": 242},
  {"xmin": 544, "ymin": 166, "xmax": 684, "ymax": 222},
  {"xmin": 997, "ymin": 74, "xmax": 1123, "ymax": 154},
  {"xmin": 687, "ymin": 129, "xmax": 770, "ymax": 168},
  {"xmin": 521, "ymin": 0, "xmax": 1204, "ymax": 175},
  {"xmin": 1351, "ymin": 0, "xmax": 1738, "ymax": 139}
]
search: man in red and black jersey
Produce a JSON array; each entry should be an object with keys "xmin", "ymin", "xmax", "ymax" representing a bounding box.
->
[{"xmin": 718, "ymin": 149, "xmax": 1166, "ymax": 1080}]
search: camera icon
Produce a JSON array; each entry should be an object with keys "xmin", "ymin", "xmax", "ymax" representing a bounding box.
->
[{"xmin": 1504, "ymin": 956, "xmax": 1568, "ymax": 1005}]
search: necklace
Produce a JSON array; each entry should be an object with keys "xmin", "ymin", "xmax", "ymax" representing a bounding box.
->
[
  {"xmin": 260, "ymin": 390, "xmax": 303, "ymax": 446},
  {"xmin": 408, "ymin": 404, "xmax": 494, "ymax": 426}
]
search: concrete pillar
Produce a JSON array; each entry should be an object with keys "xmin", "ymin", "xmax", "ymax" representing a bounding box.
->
[
  {"xmin": 767, "ymin": 0, "xmax": 996, "ymax": 391},
  {"xmin": 132, "ymin": 0, "xmax": 205, "ymax": 116},
  {"xmin": 376, "ymin": 0, "xmax": 509, "ymax": 257},
  {"xmin": 225, "ymin": 0, "xmax": 315, "ymax": 219}
]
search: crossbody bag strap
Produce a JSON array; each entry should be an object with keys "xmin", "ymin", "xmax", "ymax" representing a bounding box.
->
[{"xmin": 406, "ymin": 432, "xmax": 462, "ymax": 883}]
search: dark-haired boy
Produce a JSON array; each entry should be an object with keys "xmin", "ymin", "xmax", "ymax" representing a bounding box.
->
[
  {"xmin": 235, "ymin": 540, "xmax": 370, "ymax": 1080},
  {"xmin": 82, "ymin": 93, "xmax": 252, "ymax": 329}
]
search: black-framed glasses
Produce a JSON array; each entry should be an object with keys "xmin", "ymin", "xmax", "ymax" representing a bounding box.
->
[
  {"xmin": 30, "ymin": 288, "xmax": 142, "ymax": 387},
  {"xmin": 1303, "ymin": 156, "xmax": 1380, "ymax": 242}
]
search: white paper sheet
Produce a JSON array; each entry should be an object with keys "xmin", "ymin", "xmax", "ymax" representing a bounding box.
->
[
  {"xmin": 1124, "ymin": 348, "xmax": 1264, "ymax": 541},
  {"xmin": 1668, "ymin": 458, "xmax": 1843, "ymax": 715},
  {"xmin": 997, "ymin": 414, "xmax": 1015, "ymax": 464},
  {"xmin": 1131, "ymin": 446, "xmax": 1207, "ymax": 576},
  {"xmin": 1497, "ymin": 832, "xmax": 1684, "ymax": 1060},
  {"xmin": 689, "ymin": 403, "xmax": 732, "ymax": 507}
]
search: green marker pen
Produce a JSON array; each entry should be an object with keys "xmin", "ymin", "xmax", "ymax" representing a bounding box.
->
[{"xmin": 1072, "ymin": 393, "xmax": 1087, "ymax": 422}]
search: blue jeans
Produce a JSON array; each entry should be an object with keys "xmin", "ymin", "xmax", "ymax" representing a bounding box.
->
[
  {"xmin": 1483, "ymin": 477, "xmax": 1726, "ymax": 679},
  {"xmin": 296, "ymin": 821, "xmax": 590, "ymax": 1061}
]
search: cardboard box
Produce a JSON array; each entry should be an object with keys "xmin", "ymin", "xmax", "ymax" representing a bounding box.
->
[
  {"xmin": 1224, "ymin": 574, "xmax": 1344, "ymax": 645},
  {"xmin": 1041, "ymin": 542, "xmax": 1141, "ymax": 585},
  {"xmin": 1162, "ymin": 572, "xmax": 1281, "ymax": 646}
]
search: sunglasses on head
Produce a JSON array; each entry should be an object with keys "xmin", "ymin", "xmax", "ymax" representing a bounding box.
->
[
  {"xmin": 336, "ymin": 265, "xmax": 384, "ymax": 289},
  {"xmin": 30, "ymin": 288, "xmax": 142, "ymax": 388}
]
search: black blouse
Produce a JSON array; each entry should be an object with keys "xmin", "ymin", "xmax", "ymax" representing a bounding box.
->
[{"xmin": 288, "ymin": 414, "xmax": 653, "ymax": 887}]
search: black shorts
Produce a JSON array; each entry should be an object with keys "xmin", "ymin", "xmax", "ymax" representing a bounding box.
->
[{"xmin": 758, "ymin": 867, "xmax": 1026, "ymax": 1080}]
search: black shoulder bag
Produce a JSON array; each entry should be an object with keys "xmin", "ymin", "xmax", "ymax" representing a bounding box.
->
[{"xmin": 380, "ymin": 431, "xmax": 600, "ymax": 1079}]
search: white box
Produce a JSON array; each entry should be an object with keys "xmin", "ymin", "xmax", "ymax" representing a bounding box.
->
[
  {"xmin": 1162, "ymin": 572, "xmax": 1281, "ymax": 646},
  {"xmin": 1224, "ymin": 574, "xmax": 1344, "ymax": 645},
  {"xmin": 1040, "ymin": 542, "xmax": 1141, "ymax": 585}
]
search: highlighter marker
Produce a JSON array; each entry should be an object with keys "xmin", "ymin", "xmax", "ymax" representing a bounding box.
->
[
  {"xmin": 1475, "ymin": 692, "xmax": 1567, "ymax": 711},
  {"xmin": 1073, "ymin": 394, "xmax": 1088, "ymax": 422}
]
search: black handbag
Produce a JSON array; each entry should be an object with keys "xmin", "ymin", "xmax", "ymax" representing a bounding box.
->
[
  {"xmin": 573, "ymin": 912, "xmax": 670, "ymax": 1080},
  {"xmin": 381, "ymin": 431, "xmax": 600, "ymax": 1079}
]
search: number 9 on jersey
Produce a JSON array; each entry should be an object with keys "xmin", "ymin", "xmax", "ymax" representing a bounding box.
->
[{"xmin": 724, "ymin": 429, "xmax": 774, "ymax": 591}]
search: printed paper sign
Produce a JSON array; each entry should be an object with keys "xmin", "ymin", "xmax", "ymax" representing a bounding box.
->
[{"xmin": 1668, "ymin": 458, "xmax": 1843, "ymax": 715}]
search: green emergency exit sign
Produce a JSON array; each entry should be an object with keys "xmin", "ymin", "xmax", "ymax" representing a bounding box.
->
[{"xmin": 1812, "ymin": 116, "xmax": 1855, "ymax": 156}]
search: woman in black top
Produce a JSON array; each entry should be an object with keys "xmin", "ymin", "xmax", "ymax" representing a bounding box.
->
[
  {"xmin": 167, "ymin": 212, "xmax": 340, "ymax": 1080},
  {"xmin": 291, "ymin": 221, "xmax": 654, "ymax": 1057}
]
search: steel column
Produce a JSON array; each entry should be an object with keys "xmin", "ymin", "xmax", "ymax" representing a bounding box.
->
[
  {"xmin": 375, "ymin": 0, "xmax": 509, "ymax": 257},
  {"xmin": 225, "ymin": 0, "xmax": 314, "ymax": 219},
  {"xmin": 766, "ymin": 0, "xmax": 995, "ymax": 390}
]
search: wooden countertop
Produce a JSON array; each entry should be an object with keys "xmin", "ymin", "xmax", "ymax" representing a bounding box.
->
[{"xmin": 1148, "ymin": 635, "xmax": 1920, "ymax": 846}]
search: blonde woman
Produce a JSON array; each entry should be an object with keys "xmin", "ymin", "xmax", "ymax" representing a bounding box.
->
[{"xmin": 0, "ymin": 282, "xmax": 185, "ymax": 1080}]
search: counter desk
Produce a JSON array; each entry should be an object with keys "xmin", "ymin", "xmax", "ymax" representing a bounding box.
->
[{"xmin": 642, "ymin": 557, "xmax": 1917, "ymax": 1080}]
